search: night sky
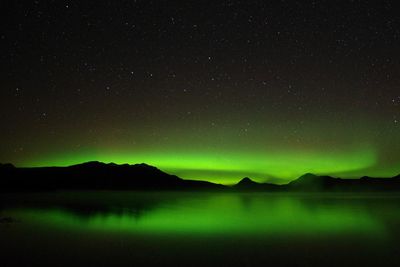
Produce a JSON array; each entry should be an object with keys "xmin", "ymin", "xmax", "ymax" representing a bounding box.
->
[{"xmin": 1, "ymin": 0, "xmax": 400, "ymax": 184}]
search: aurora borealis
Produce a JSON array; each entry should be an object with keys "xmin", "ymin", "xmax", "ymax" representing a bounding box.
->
[{"xmin": 1, "ymin": 1, "xmax": 400, "ymax": 184}]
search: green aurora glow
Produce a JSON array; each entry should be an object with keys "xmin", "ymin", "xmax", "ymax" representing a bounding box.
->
[
  {"xmin": 16, "ymin": 126, "xmax": 400, "ymax": 184},
  {"xmin": 24, "ymin": 146, "xmax": 378, "ymax": 184},
  {"xmin": 1, "ymin": 1, "xmax": 400, "ymax": 186}
]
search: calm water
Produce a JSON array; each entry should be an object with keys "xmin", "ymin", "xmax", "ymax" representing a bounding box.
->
[{"xmin": 1, "ymin": 192, "xmax": 400, "ymax": 266}]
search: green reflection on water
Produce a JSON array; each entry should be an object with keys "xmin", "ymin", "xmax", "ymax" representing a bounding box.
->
[{"xmin": 5, "ymin": 193, "xmax": 389, "ymax": 237}]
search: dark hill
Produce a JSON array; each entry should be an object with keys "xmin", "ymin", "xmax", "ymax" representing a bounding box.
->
[
  {"xmin": 232, "ymin": 173, "xmax": 400, "ymax": 192},
  {"xmin": 1, "ymin": 162, "xmax": 400, "ymax": 192},
  {"xmin": 288, "ymin": 173, "xmax": 338, "ymax": 191},
  {"xmin": 233, "ymin": 177, "xmax": 281, "ymax": 191},
  {"xmin": 0, "ymin": 162, "xmax": 225, "ymax": 192},
  {"xmin": 0, "ymin": 163, "xmax": 15, "ymax": 169},
  {"xmin": 287, "ymin": 173, "xmax": 400, "ymax": 192},
  {"xmin": 236, "ymin": 177, "xmax": 258, "ymax": 187}
]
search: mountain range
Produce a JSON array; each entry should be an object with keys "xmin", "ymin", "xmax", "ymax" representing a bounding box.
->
[{"xmin": 1, "ymin": 162, "xmax": 400, "ymax": 192}]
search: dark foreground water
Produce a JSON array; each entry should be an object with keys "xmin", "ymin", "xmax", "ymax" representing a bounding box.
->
[{"xmin": 1, "ymin": 192, "xmax": 400, "ymax": 266}]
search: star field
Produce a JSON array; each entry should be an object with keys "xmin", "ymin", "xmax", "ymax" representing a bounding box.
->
[{"xmin": 1, "ymin": 0, "xmax": 400, "ymax": 183}]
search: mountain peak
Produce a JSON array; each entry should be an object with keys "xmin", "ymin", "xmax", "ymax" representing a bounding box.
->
[
  {"xmin": 288, "ymin": 173, "xmax": 338, "ymax": 191},
  {"xmin": 0, "ymin": 161, "xmax": 224, "ymax": 191},
  {"xmin": 70, "ymin": 161, "xmax": 106, "ymax": 168},
  {"xmin": 235, "ymin": 177, "xmax": 258, "ymax": 187},
  {"xmin": 299, "ymin": 173, "xmax": 318, "ymax": 179},
  {"xmin": 67, "ymin": 162, "xmax": 166, "ymax": 175},
  {"xmin": 289, "ymin": 173, "xmax": 319, "ymax": 185},
  {"xmin": 0, "ymin": 163, "xmax": 15, "ymax": 169}
]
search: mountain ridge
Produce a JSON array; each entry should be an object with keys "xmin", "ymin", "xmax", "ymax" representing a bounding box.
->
[
  {"xmin": 0, "ymin": 161, "xmax": 224, "ymax": 192},
  {"xmin": 1, "ymin": 161, "xmax": 400, "ymax": 192}
]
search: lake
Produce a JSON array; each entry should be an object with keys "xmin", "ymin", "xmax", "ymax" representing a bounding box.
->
[{"xmin": 1, "ymin": 192, "xmax": 400, "ymax": 266}]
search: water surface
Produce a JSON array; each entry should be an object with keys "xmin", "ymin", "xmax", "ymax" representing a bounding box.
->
[{"xmin": 1, "ymin": 192, "xmax": 399, "ymax": 266}]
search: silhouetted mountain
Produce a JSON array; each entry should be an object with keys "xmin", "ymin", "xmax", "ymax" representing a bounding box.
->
[
  {"xmin": 288, "ymin": 173, "xmax": 338, "ymax": 191},
  {"xmin": 237, "ymin": 177, "xmax": 257, "ymax": 186},
  {"xmin": 287, "ymin": 173, "xmax": 400, "ymax": 192},
  {"xmin": 0, "ymin": 163, "xmax": 15, "ymax": 169},
  {"xmin": 233, "ymin": 177, "xmax": 281, "ymax": 191},
  {"xmin": 1, "ymin": 162, "xmax": 400, "ymax": 192},
  {"xmin": 0, "ymin": 162, "xmax": 225, "ymax": 192},
  {"xmin": 232, "ymin": 173, "xmax": 400, "ymax": 192}
]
